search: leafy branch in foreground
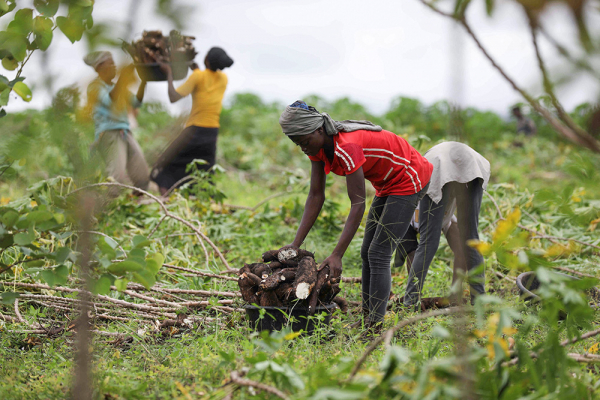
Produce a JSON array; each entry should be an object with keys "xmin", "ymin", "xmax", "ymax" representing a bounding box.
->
[{"xmin": 418, "ymin": 0, "xmax": 600, "ymax": 152}]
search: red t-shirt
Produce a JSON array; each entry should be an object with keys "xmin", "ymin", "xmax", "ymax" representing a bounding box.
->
[{"xmin": 308, "ymin": 130, "xmax": 433, "ymax": 197}]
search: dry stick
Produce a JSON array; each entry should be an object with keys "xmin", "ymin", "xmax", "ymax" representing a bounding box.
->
[
  {"xmin": 539, "ymin": 26, "xmax": 600, "ymax": 81},
  {"xmin": 229, "ymin": 370, "xmax": 289, "ymax": 400},
  {"xmin": 342, "ymin": 276, "xmax": 361, "ymax": 283},
  {"xmin": 494, "ymin": 269, "xmax": 516, "ymax": 283},
  {"xmin": 30, "ymin": 296, "xmax": 177, "ymax": 320},
  {"xmin": 416, "ymin": 0, "xmax": 600, "ymax": 153},
  {"xmin": 192, "ymin": 219, "xmax": 211, "ymax": 269},
  {"xmin": 126, "ymin": 284, "xmax": 241, "ymax": 298},
  {"xmin": 347, "ymin": 306, "xmax": 467, "ymax": 381},
  {"xmin": 529, "ymin": 16, "xmax": 594, "ymax": 145},
  {"xmin": 163, "ymin": 264, "xmax": 238, "ymax": 281},
  {"xmin": 560, "ymin": 327, "xmax": 600, "ymax": 347},
  {"xmin": 67, "ymin": 182, "xmax": 232, "ymax": 271},
  {"xmin": 506, "ymin": 327, "xmax": 600, "ymax": 366},
  {"xmin": 14, "ymin": 298, "xmax": 24, "ymax": 323},
  {"xmin": 0, "ymin": 313, "xmax": 17, "ymax": 323},
  {"xmin": 147, "ymin": 215, "xmax": 167, "ymax": 239},
  {"xmin": 75, "ymin": 231, "xmax": 126, "ymax": 254},
  {"xmin": 552, "ymin": 266, "xmax": 597, "ymax": 279}
]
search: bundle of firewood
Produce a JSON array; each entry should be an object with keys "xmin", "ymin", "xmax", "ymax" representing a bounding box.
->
[
  {"xmin": 122, "ymin": 30, "xmax": 197, "ymax": 64},
  {"xmin": 238, "ymin": 246, "xmax": 348, "ymax": 315}
]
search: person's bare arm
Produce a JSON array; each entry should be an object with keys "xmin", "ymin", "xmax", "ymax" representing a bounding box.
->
[
  {"xmin": 110, "ymin": 64, "xmax": 136, "ymax": 103},
  {"xmin": 136, "ymin": 79, "xmax": 147, "ymax": 103},
  {"xmin": 291, "ymin": 160, "xmax": 327, "ymax": 248},
  {"xmin": 319, "ymin": 167, "xmax": 366, "ymax": 278},
  {"xmin": 159, "ymin": 63, "xmax": 183, "ymax": 103}
]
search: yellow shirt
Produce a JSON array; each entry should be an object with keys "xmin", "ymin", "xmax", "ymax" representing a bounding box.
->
[{"xmin": 176, "ymin": 69, "xmax": 228, "ymax": 128}]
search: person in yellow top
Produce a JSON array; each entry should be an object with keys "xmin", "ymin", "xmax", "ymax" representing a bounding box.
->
[{"xmin": 152, "ymin": 47, "xmax": 234, "ymax": 195}]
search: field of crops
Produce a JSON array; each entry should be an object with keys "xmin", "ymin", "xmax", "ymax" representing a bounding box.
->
[{"xmin": 1, "ymin": 93, "xmax": 600, "ymax": 399}]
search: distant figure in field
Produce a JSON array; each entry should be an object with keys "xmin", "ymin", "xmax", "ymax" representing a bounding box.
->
[
  {"xmin": 152, "ymin": 47, "xmax": 234, "ymax": 195},
  {"xmin": 512, "ymin": 106, "xmax": 537, "ymax": 136},
  {"xmin": 85, "ymin": 51, "xmax": 150, "ymax": 191},
  {"xmin": 396, "ymin": 142, "xmax": 490, "ymax": 308}
]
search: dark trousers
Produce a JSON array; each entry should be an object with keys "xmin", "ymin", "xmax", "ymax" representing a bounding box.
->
[
  {"xmin": 361, "ymin": 184, "xmax": 428, "ymax": 324},
  {"xmin": 151, "ymin": 125, "xmax": 218, "ymax": 190},
  {"xmin": 403, "ymin": 179, "xmax": 485, "ymax": 306}
]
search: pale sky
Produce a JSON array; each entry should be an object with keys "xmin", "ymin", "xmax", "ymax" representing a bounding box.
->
[{"xmin": 4, "ymin": 0, "xmax": 600, "ymax": 117}]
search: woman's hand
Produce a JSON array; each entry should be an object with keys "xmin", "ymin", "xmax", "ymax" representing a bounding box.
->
[
  {"xmin": 320, "ymin": 254, "xmax": 343, "ymax": 279},
  {"xmin": 158, "ymin": 61, "xmax": 172, "ymax": 74}
]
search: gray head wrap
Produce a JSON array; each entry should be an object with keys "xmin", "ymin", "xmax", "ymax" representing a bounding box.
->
[
  {"xmin": 84, "ymin": 51, "xmax": 112, "ymax": 70},
  {"xmin": 279, "ymin": 101, "xmax": 382, "ymax": 136}
]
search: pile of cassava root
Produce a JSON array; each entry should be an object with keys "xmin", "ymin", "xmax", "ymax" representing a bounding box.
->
[
  {"xmin": 238, "ymin": 246, "xmax": 348, "ymax": 315},
  {"xmin": 122, "ymin": 30, "xmax": 197, "ymax": 64}
]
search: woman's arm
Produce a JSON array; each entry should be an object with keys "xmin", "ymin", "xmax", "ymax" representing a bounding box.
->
[
  {"xmin": 110, "ymin": 64, "xmax": 136, "ymax": 103},
  {"xmin": 158, "ymin": 63, "xmax": 183, "ymax": 103},
  {"xmin": 136, "ymin": 79, "xmax": 147, "ymax": 103},
  {"xmin": 291, "ymin": 160, "xmax": 327, "ymax": 248},
  {"xmin": 320, "ymin": 167, "xmax": 366, "ymax": 278}
]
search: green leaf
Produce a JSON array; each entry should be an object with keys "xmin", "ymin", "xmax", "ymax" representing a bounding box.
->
[
  {"xmin": 54, "ymin": 264, "xmax": 68, "ymax": 285},
  {"xmin": 114, "ymin": 278, "xmax": 128, "ymax": 291},
  {"xmin": 0, "ymin": 89, "xmax": 8, "ymax": 107},
  {"xmin": 56, "ymin": 16, "xmax": 85, "ymax": 43},
  {"xmin": 55, "ymin": 247, "xmax": 71, "ymax": 264},
  {"xmin": 97, "ymin": 237, "xmax": 116, "ymax": 259},
  {"xmin": 33, "ymin": 0, "xmax": 59, "ymax": 17},
  {"xmin": 1, "ymin": 291, "xmax": 19, "ymax": 305},
  {"xmin": 93, "ymin": 274, "xmax": 113, "ymax": 295},
  {"xmin": 7, "ymin": 8, "xmax": 33, "ymax": 36},
  {"xmin": 485, "ymin": 0, "xmax": 495, "ymax": 16},
  {"xmin": 133, "ymin": 235, "xmax": 152, "ymax": 249},
  {"xmin": 0, "ymin": 233, "xmax": 13, "ymax": 248},
  {"xmin": 32, "ymin": 16, "xmax": 53, "ymax": 51},
  {"xmin": 1, "ymin": 56, "xmax": 17, "ymax": 71},
  {"xmin": 14, "ymin": 228, "xmax": 35, "ymax": 245},
  {"xmin": 40, "ymin": 269, "xmax": 55, "ymax": 286},
  {"xmin": 0, "ymin": 31, "xmax": 28, "ymax": 61},
  {"xmin": 1, "ymin": 209, "xmax": 19, "ymax": 228},
  {"xmin": 12, "ymin": 81, "xmax": 32, "ymax": 102},
  {"xmin": 0, "ymin": 0, "xmax": 9, "ymax": 16},
  {"xmin": 132, "ymin": 269, "xmax": 155, "ymax": 289},
  {"xmin": 26, "ymin": 210, "xmax": 54, "ymax": 223},
  {"xmin": 108, "ymin": 260, "xmax": 143, "ymax": 276},
  {"xmin": 145, "ymin": 252, "xmax": 163, "ymax": 275}
]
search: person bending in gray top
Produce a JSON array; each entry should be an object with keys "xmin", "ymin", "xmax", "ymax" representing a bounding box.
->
[{"xmin": 399, "ymin": 142, "xmax": 491, "ymax": 307}]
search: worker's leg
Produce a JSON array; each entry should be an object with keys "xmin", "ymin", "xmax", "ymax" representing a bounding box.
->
[
  {"xmin": 98, "ymin": 131, "xmax": 128, "ymax": 182},
  {"xmin": 125, "ymin": 133, "xmax": 150, "ymax": 191},
  {"xmin": 393, "ymin": 226, "xmax": 419, "ymax": 273},
  {"xmin": 454, "ymin": 179, "xmax": 485, "ymax": 301},
  {"xmin": 404, "ymin": 193, "xmax": 447, "ymax": 307},
  {"xmin": 365, "ymin": 191, "xmax": 423, "ymax": 324}
]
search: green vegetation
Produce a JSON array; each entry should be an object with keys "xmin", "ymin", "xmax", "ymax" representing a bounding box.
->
[{"xmin": 1, "ymin": 92, "xmax": 600, "ymax": 399}]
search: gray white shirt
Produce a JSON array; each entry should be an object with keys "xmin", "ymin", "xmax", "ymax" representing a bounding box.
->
[{"xmin": 423, "ymin": 141, "xmax": 491, "ymax": 204}]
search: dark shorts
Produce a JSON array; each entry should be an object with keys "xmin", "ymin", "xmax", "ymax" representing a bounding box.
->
[{"xmin": 151, "ymin": 125, "xmax": 219, "ymax": 190}]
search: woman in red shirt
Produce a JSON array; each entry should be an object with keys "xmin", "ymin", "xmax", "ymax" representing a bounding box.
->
[{"xmin": 279, "ymin": 101, "xmax": 433, "ymax": 332}]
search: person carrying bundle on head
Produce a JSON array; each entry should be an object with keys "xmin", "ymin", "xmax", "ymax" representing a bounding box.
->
[
  {"xmin": 278, "ymin": 100, "xmax": 433, "ymax": 335},
  {"xmin": 152, "ymin": 47, "xmax": 234, "ymax": 195},
  {"xmin": 85, "ymin": 51, "xmax": 150, "ymax": 192},
  {"xmin": 396, "ymin": 141, "xmax": 491, "ymax": 309}
]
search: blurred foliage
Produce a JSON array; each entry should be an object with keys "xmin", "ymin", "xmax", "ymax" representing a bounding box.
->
[{"xmin": 0, "ymin": 0, "xmax": 95, "ymax": 114}]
